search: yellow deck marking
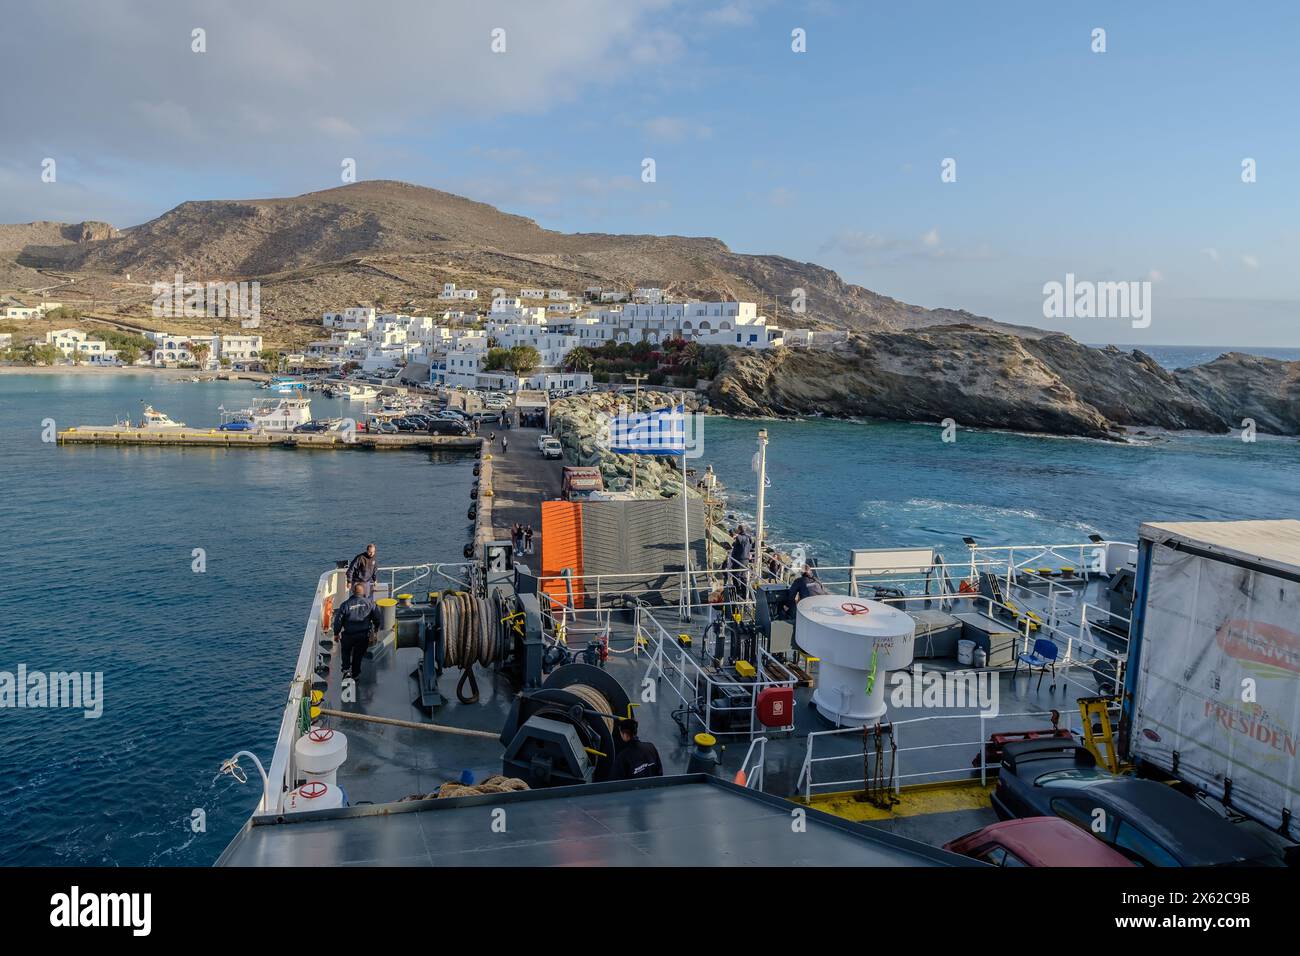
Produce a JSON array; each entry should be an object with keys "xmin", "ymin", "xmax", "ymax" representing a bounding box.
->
[{"xmin": 800, "ymin": 780, "xmax": 996, "ymax": 822}]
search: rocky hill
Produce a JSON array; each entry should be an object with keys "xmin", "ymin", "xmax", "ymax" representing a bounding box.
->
[
  {"xmin": 7, "ymin": 180, "xmax": 1019, "ymax": 334},
  {"xmin": 709, "ymin": 326, "xmax": 1300, "ymax": 438}
]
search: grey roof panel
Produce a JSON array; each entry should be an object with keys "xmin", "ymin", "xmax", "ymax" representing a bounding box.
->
[{"xmin": 218, "ymin": 775, "xmax": 976, "ymax": 867}]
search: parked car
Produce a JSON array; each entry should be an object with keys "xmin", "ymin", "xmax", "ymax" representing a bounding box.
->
[
  {"xmin": 218, "ymin": 420, "xmax": 254, "ymax": 432},
  {"xmin": 992, "ymin": 739, "xmax": 1284, "ymax": 867},
  {"xmin": 371, "ymin": 420, "xmax": 398, "ymax": 435},
  {"xmin": 427, "ymin": 419, "xmax": 470, "ymax": 436},
  {"xmin": 944, "ymin": 817, "xmax": 1135, "ymax": 867},
  {"xmin": 293, "ymin": 420, "xmax": 329, "ymax": 433},
  {"xmin": 393, "ymin": 418, "xmax": 426, "ymax": 432},
  {"xmin": 540, "ymin": 437, "xmax": 563, "ymax": 460},
  {"xmin": 537, "ymin": 433, "xmax": 553, "ymax": 452}
]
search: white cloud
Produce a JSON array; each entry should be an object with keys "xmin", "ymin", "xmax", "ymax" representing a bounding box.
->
[
  {"xmin": 921, "ymin": 228, "xmax": 940, "ymax": 248},
  {"xmin": 1241, "ymin": 254, "xmax": 1260, "ymax": 270},
  {"xmin": 642, "ymin": 116, "xmax": 713, "ymax": 141}
]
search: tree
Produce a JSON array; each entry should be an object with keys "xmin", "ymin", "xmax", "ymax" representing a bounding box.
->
[
  {"xmin": 564, "ymin": 346, "xmax": 595, "ymax": 372},
  {"xmin": 483, "ymin": 347, "xmax": 511, "ymax": 371},
  {"xmin": 189, "ymin": 342, "xmax": 210, "ymax": 368},
  {"xmin": 258, "ymin": 348, "xmax": 279, "ymax": 371},
  {"xmin": 506, "ymin": 344, "xmax": 540, "ymax": 375}
]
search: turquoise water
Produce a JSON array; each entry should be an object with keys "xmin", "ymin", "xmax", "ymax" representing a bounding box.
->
[
  {"xmin": 1102, "ymin": 344, "xmax": 1300, "ymax": 370},
  {"xmin": 1, "ymin": 372, "xmax": 1298, "ymax": 865},
  {"xmin": 0, "ymin": 373, "xmax": 475, "ymax": 865},
  {"xmin": 697, "ymin": 417, "xmax": 1300, "ymax": 565}
]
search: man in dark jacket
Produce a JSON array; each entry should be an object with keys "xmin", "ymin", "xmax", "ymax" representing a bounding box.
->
[
  {"xmin": 611, "ymin": 718, "xmax": 663, "ymax": 780},
  {"xmin": 347, "ymin": 543, "xmax": 377, "ymax": 597},
  {"xmin": 727, "ymin": 524, "xmax": 754, "ymax": 593},
  {"xmin": 333, "ymin": 581, "xmax": 383, "ymax": 681}
]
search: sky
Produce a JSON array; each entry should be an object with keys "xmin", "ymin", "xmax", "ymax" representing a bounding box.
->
[{"xmin": 1, "ymin": 0, "xmax": 1297, "ymax": 346}]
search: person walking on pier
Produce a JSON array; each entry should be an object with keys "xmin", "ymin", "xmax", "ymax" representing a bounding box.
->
[
  {"xmin": 501, "ymin": 435, "xmax": 508, "ymax": 454},
  {"xmin": 524, "ymin": 525, "xmax": 534, "ymax": 556},
  {"xmin": 347, "ymin": 543, "xmax": 378, "ymax": 598},
  {"xmin": 333, "ymin": 581, "xmax": 382, "ymax": 681}
]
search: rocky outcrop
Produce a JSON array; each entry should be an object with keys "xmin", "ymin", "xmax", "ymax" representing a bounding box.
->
[
  {"xmin": 709, "ymin": 326, "xmax": 1300, "ymax": 437},
  {"xmin": 1174, "ymin": 353, "xmax": 1300, "ymax": 436},
  {"xmin": 549, "ymin": 391, "xmax": 713, "ymax": 496}
]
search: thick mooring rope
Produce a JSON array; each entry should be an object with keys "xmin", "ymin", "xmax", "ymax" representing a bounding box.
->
[{"xmin": 440, "ymin": 590, "xmax": 504, "ymax": 704}]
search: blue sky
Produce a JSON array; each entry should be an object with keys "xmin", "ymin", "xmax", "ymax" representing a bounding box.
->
[{"xmin": 1, "ymin": 0, "xmax": 1296, "ymax": 345}]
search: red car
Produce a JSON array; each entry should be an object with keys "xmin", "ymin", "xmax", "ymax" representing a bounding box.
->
[{"xmin": 944, "ymin": 817, "xmax": 1136, "ymax": 867}]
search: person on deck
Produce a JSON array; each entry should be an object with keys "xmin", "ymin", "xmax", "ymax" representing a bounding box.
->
[
  {"xmin": 727, "ymin": 524, "xmax": 754, "ymax": 593},
  {"xmin": 524, "ymin": 525, "xmax": 534, "ymax": 555},
  {"xmin": 611, "ymin": 718, "xmax": 663, "ymax": 781},
  {"xmin": 347, "ymin": 543, "xmax": 378, "ymax": 598},
  {"xmin": 333, "ymin": 581, "xmax": 383, "ymax": 681},
  {"xmin": 787, "ymin": 564, "xmax": 827, "ymax": 607}
]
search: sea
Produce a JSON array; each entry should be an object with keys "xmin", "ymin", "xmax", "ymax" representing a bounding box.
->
[
  {"xmin": 0, "ymin": 374, "xmax": 475, "ymax": 865},
  {"xmin": 1, "ymin": 353, "xmax": 1297, "ymax": 865}
]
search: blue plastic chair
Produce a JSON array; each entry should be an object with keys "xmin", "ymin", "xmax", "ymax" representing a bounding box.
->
[{"xmin": 1014, "ymin": 637, "xmax": 1058, "ymax": 691}]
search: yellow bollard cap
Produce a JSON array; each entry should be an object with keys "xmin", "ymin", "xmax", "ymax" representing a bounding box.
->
[{"xmin": 694, "ymin": 733, "xmax": 717, "ymax": 747}]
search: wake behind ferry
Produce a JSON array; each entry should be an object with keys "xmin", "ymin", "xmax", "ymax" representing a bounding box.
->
[{"xmin": 217, "ymin": 431, "xmax": 1300, "ymax": 868}]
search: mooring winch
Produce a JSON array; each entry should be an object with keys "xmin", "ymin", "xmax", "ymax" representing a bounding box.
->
[{"xmin": 498, "ymin": 663, "xmax": 632, "ymax": 788}]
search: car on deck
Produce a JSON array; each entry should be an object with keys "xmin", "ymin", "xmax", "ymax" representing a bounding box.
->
[
  {"xmin": 944, "ymin": 817, "xmax": 1135, "ymax": 867},
  {"xmin": 992, "ymin": 739, "xmax": 1284, "ymax": 867}
]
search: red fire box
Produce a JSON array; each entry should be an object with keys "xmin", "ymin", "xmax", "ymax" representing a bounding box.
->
[{"xmin": 756, "ymin": 686, "xmax": 794, "ymax": 727}]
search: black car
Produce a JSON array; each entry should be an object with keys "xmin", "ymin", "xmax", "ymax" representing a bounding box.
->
[
  {"xmin": 427, "ymin": 419, "xmax": 469, "ymax": 436},
  {"xmin": 292, "ymin": 420, "xmax": 329, "ymax": 433},
  {"xmin": 992, "ymin": 739, "xmax": 1283, "ymax": 867},
  {"xmin": 392, "ymin": 418, "xmax": 425, "ymax": 432}
]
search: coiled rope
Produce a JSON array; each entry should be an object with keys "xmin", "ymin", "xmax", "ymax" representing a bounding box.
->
[
  {"xmin": 563, "ymin": 683, "xmax": 614, "ymax": 734},
  {"xmin": 439, "ymin": 590, "xmax": 508, "ymax": 704}
]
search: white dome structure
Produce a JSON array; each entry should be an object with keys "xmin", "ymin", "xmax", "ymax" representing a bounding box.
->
[{"xmin": 796, "ymin": 595, "xmax": 915, "ymax": 725}]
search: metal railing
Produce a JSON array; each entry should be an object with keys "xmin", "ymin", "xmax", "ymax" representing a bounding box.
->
[
  {"xmin": 638, "ymin": 604, "xmax": 797, "ymax": 740},
  {"xmin": 738, "ymin": 736, "xmax": 768, "ymax": 791},
  {"xmin": 796, "ymin": 709, "xmax": 1081, "ymax": 801}
]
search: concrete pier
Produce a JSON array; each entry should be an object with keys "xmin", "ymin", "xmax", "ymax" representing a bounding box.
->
[{"xmin": 56, "ymin": 426, "xmax": 481, "ymax": 451}]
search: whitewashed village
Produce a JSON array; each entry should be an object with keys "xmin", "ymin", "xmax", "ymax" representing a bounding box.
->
[{"xmin": 5, "ymin": 284, "xmax": 847, "ymax": 395}]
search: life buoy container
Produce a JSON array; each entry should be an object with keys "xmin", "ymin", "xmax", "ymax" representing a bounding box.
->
[
  {"xmin": 322, "ymin": 595, "xmax": 334, "ymax": 630},
  {"xmin": 959, "ymin": 579, "xmax": 976, "ymax": 594}
]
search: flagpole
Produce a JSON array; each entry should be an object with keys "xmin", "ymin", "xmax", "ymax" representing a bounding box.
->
[
  {"xmin": 680, "ymin": 392, "xmax": 690, "ymax": 591},
  {"xmin": 753, "ymin": 428, "xmax": 768, "ymax": 587}
]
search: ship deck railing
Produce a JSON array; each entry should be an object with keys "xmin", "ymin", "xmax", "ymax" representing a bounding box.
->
[
  {"xmin": 795, "ymin": 708, "xmax": 1085, "ymax": 802},
  {"xmin": 261, "ymin": 561, "xmax": 474, "ymax": 816},
  {"xmin": 537, "ymin": 567, "xmax": 757, "ymax": 622},
  {"xmin": 637, "ymin": 602, "xmax": 799, "ymax": 741}
]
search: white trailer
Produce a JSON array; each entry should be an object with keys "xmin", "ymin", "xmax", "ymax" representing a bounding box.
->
[{"xmin": 1125, "ymin": 520, "xmax": 1300, "ymax": 842}]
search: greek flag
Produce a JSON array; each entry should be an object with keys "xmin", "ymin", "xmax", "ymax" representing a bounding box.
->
[{"xmin": 610, "ymin": 404, "xmax": 687, "ymax": 456}]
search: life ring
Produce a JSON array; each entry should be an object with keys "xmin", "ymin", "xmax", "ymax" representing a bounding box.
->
[
  {"xmin": 841, "ymin": 602, "xmax": 870, "ymax": 615},
  {"xmin": 322, "ymin": 595, "xmax": 334, "ymax": 630}
]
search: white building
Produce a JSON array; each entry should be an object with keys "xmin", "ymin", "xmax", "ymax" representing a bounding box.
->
[
  {"xmin": 323, "ymin": 307, "xmax": 377, "ymax": 331},
  {"xmin": 438, "ymin": 282, "xmax": 478, "ymax": 301},
  {"xmin": 520, "ymin": 288, "xmax": 545, "ymax": 299},
  {"xmin": 45, "ymin": 328, "xmax": 119, "ymax": 364},
  {"xmin": 2, "ymin": 301, "xmax": 61, "ymax": 320},
  {"xmin": 145, "ymin": 331, "xmax": 264, "ymax": 368},
  {"xmin": 546, "ymin": 289, "xmax": 570, "ymax": 300}
]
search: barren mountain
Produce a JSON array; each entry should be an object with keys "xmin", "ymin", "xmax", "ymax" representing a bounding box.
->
[{"xmin": 8, "ymin": 180, "xmax": 1018, "ymax": 334}]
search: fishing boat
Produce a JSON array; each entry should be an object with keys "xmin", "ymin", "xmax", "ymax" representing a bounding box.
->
[
  {"xmin": 220, "ymin": 397, "xmax": 312, "ymax": 432},
  {"xmin": 263, "ymin": 376, "xmax": 309, "ymax": 394},
  {"xmin": 136, "ymin": 404, "xmax": 187, "ymax": 429}
]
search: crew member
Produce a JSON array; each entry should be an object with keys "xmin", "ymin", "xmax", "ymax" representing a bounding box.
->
[
  {"xmin": 347, "ymin": 542, "xmax": 378, "ymax": 597},
  {"xmin": 727, "ymin": 524, "xmax": 754, "ymax": 592},
  {"xmin": 787, "ymin": 564, "xmax": 827, "ymax": 607},
  {"xmin": 333, "ymin": 581, "xmax": 383, "ymax": 681},
  {"xmin": 611, "ymin": 718, "xmax": 663, "ymax": 780}
]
